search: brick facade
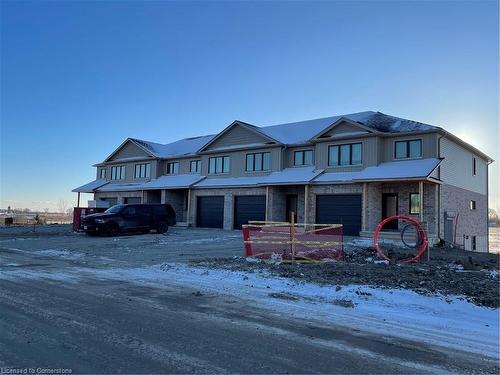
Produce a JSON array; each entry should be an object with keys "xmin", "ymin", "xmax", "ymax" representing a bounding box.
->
[{"xmin": 440, "ymin": 183, "xmax": 488, "ymax": 251}]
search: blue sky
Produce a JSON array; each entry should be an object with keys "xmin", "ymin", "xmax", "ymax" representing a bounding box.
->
[{"xmin": 1, "ymin": 0, "xmax": 498, "ymax": 212}]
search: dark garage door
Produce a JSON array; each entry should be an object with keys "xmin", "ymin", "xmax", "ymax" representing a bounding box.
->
[
  {"xmin": 316, "ymin": 195, "xmax": 362, "ymax": 236},
  {"xmin": 234, "ymin": 195, "xmax": 266, "ymax": 229},
  {"xmin": 196, "ymin": 196, "xmax": 224, "ymax": 228}
]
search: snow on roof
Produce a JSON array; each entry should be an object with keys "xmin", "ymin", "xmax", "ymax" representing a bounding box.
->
[
  {"xmin": 261, "ymin": 166, "xmax": 324, "ymax": 185},
  {"xmin": 72, "ymin": 179, "xmax": 108, "ymax": 193},
  {"xmin": 95, "ymin": 174, "xmax": 205, "ymax": 192},
  {"xmin": 118, "ymin": 112, "xmax": 439, "ymax": 161},
  {"xmin": 143, "ymin": 174, "xmax": 205, "ymax": 189},
  {"xmin": 314, "ymin": 158, "xmax": 442, "ymax": 183},
  {"xmin": 194, "ymin": 176, "xmax": 263, "ymax": 188},
  {"xmin": 257, "ymin": 111, "xmax": 438, "ymax": 145},
  {"xmin": 131, "ymin": 134, "xmax": 216, "ymax": 159},
  {"xmin": 96, "ymin": 182, "xmax": 146, "ymax": 192},
  {"xmin": 355, "ymin": 158, "xmax": 441, "ymax": 180},
  {"xmin": 258, "ymin": 112, "xmax": 375, "ymax": 145}
]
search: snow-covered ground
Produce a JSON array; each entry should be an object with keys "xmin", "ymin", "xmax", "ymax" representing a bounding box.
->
[{"xmin": 4, "ymin": 261, "xmax": 495, "ymax": 359}]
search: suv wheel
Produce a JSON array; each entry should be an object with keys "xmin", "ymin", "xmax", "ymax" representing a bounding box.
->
[
  {"xmin": 106, "ymin": 222, "xmax": 119, "ymax": 236},
  {"xmin": 157, "ymin": 222, "xmax": 168, "ymax": 234}
]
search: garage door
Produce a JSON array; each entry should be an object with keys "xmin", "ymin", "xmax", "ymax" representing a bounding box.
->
[
  {"xmin": 196, "ymin": 196, "xmax": 224, "ymax": 228},
  {"xmin": 316, "ymin": 195, "xmax": 362, "ymax": 236},
  {"xmin": 234, "ymin": 195, "xmax": 266, "ymax": 230}
]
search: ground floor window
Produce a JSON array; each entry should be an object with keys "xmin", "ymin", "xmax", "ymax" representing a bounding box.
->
[
  {"xmin": 471, "ymin": 235, "xmax": 477, "ymax": 250},
  {"xmin": 409, "ymin": 193, "xmax": 420, "ymax": 214}
]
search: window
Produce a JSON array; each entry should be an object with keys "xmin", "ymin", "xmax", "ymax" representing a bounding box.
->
[
  {"xmin": 395, "ymin": 139, "xmax": 422, "ymax": 159},
  {"xmin": 471, "ymin": 235, "xmax": 477, "ymax": 251},
  {"xmin": 409, "ymin": 193, "xmax": 420, "ymax": 214},
  {"xmin": 328, "ymin": 143, "xmax": 362, "ymax": 166},
  {"xmin": 134, "ymin": 163, "xmax": 151, "ymax": 179},
  {"xmin": 246, "ymin": 152, "xmax": 271, "ymax": 172},
  {"xmin": 99, "ymin": 168, "xmax": 106, "ymax": 179},
  {"xmin": 190, "ymin": 160, "xmax": 201, "ymax": 173},
  {"xmin": 208, "ymin": 156, "xmax": 230, "ymax": 174},
  {"xmin": 472, "ymin": 157, "xmax": 477, "ymax": 176},
  {"xmin": 166, "ymin": 162, "xmax": 179, "ymax": 175},
  {"xmin": 294, "ymin": 150, "xmax": 313, "ymax": 166},
  {"xmin": 470, "ymin": 200, "xmax": 476, "ymax": 210},
  {"xmin": 110, "ymin": 166, "xmax": 125, "ymax": 180}
]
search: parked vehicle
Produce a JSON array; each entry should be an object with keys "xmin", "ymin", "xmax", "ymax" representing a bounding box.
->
[{"xmin": 81, "ymin": 204, "xmax": 176, "ymax": 236}]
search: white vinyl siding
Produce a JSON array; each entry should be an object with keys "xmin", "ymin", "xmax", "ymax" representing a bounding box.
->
[{"xmin": 440, "ymin": 138, "xmax": 487, "ymax": 195}]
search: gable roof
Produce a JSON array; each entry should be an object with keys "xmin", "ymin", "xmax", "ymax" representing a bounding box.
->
[
  {"xmin": 100, "ymin": 111, "xmax": 448, "ymax": 163},
  {"xmin": 198, "ymin": 120, "xmax": 282, "ymax": 152}
]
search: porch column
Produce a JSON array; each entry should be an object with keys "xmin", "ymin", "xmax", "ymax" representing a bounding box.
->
[
  {"xmin": 265, "ymin": 186, "xmax": 269, "ymax": 221},
  {"xmin": 76, "ymin": 192, "xmax": 81, "ymax": 208},
  {"xmin": 419, "ymin": 181, "xmax": 424, "ymax": 222},
  {"xmin": 142, "ymin": 190, "xmax": 146, "ymax": 204},
  {"xmin": 186, "ymin": 189, "xmax": 191, "ymax": 226},
  {"xmin": 362, "ymin": 183, "xmax": 367, "ymax": 231},
  {"xmin": 304, "ymin": 184, "xmax": 309, "ymax": 225},
  {"xmin": 161, "ymin": 189, "xmax": 167, "ymax": 204}
]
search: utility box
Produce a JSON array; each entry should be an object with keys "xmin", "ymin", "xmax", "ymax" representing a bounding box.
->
[{"xmin": 73, "ymin": 207, "xmax": 107, "ymax": 231}]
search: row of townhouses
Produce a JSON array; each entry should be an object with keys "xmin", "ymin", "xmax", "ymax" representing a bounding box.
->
[{"xmin": 73, "ymin": 111, "xmax": 493, "ymax": 251}]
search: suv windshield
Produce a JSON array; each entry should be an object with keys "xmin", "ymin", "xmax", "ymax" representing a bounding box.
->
[{"xmin": 105, "ymin": 205, "xmax": 125, "ymax": 214}]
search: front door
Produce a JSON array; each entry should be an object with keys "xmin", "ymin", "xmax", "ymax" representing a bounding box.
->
[
  {"xmin": 286, "ymin": 195, "xmax": 298, "ymax": 223},
  {"xmin": 382, "ymin": 193, "xmax": 398, "ymax": 230}
]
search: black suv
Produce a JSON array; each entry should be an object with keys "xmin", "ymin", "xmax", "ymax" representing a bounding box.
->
[{"xmin": 82, "ymin": 204, "xmax": 176, "ymax": 236}]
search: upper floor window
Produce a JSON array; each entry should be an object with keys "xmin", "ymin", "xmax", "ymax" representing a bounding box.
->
[
  {"xmin": 209, "ymin": 156, "xmax": 230, "ymax": 174},
  {"xmin": 246, "ymin": 152, "xmax": 271, "ymax": 172},
  {"xmin": 190, "ymin": 160, "xmax": 201, "ymax": 173},
  {"xmin": 470, "ymin": 200, "xmax": 476, "ymax": 210},
  {"xmin": 166, "ymin": 162, "xmax": 179, "ymax": 175},
  {"xmin": 328, "ymin": 143, "xmax": 362, "ymax": 166},
  {"xmin": 472, "ymin": 157, "xmax": 477, "ymax": 176},
  {"xmin": 110, "ymin": 165, "xmax": 125, "ymax": 180},
  {"xmin": 294, "ymin": 150, "xmax": 313, "ymax": 166},
  {"xmin": 134, "ymin": 163, "xmax": 151, "ymax": 179},
  {"xmin": 395, "ymin": 139, "xmax": 422, "ymax": 159},
  {"xmin": 99, "ymin": 168, "xmax": 106, "ymax": 179}
]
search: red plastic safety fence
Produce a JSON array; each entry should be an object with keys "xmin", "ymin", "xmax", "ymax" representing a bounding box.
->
[{"xmin": 242, "ymin": 222, "xmax": 343, "ymax": 261}]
